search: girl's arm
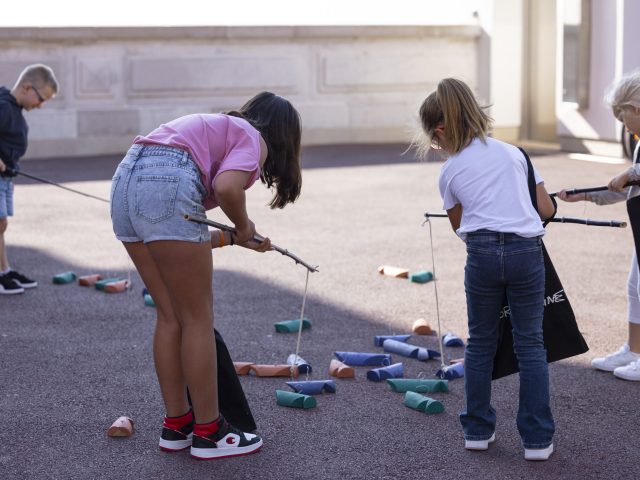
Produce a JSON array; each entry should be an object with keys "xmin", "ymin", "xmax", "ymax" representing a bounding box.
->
[
  {"xmin": 535, "ymin": 182, "xmax": 556, "ymax": 220},
  {"xmin": 213, "ymin": 169, "xmax": 272, "ymax": 253},
  {"xmin": 446, "ymin": 204, "xmax": 462, "ymax": 232},
  {"xmin": 213, "ymin": 169, "xmax": 255, "ymax": 243},
  {"xmin": 209, "ymin": 229, "xmax": 233, "ymax": 249}
]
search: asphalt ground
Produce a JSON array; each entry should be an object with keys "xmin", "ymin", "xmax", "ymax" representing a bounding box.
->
[{"xmin": 1, "ymin": 145, "xmax": 638, "ymax": 480}]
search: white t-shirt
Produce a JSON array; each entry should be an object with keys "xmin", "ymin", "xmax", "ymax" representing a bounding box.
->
[{"xmin": 438, "ymin": 137, "xmax": 545, "ymax": 241}]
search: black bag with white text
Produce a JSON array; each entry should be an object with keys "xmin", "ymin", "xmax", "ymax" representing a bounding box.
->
[{"xmin": 491, "ymin": 149, "xmax": 589, "ymax": 379}]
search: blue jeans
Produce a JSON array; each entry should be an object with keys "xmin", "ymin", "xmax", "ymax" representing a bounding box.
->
[
  {"xmin": 110, "ymin": 144, "xmax": 210, "ymax": 244},
  {"xmin": 460, "ymin": 231, "xmax": 555, "ymax": 449}
]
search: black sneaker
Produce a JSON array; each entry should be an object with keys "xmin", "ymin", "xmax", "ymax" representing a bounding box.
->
[
  {"xmin": 0, "ymin": 274, "xmax": 25, "ymax": 295},
  {"xmin": 159, "ymin": 417, "xmax": 194, "ymax": 452},
  {"xmin": 191, "ymin": 417, "xmax": 263, "ymax": 460},
  {"xmin": 6, "ymin": 270, "xmax": 37, "ymax": 288}
]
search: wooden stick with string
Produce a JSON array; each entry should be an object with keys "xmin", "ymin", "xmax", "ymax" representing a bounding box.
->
[
  {"xmin": 290, "ymin": 269, "xmax": 311, "ymax": 381},
  {"xmin": 422, "ymin": 217, "xmax": 447, "ymax": 373},
  {"xmin": 184, "ymin": 214, "xmax": 317, "ymax": 380},
  {"xmin": 184, "ymin": 215, "xmax": 319, "ymax": 272}
]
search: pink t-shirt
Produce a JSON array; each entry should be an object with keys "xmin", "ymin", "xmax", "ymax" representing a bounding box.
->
[{"xmin": 134, "ymin": 114, "xmax": 261, "ymax": 210}]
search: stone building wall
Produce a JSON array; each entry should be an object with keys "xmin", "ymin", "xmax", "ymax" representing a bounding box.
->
[{"xmin": 0, "ymin": 26, "xmax": 480, "ymax": 159}]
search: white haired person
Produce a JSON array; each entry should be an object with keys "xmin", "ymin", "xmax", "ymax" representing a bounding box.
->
[{"xmin": 558, "ymin": 70, "xmax": 640, "ymax": 381}]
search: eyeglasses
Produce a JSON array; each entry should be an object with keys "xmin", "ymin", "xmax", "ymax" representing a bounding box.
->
[
  {"xmin": 30, "ymin": 85, "xmax": 45, "ymax": 103},
  {"xmin": 616, "ymin": 105, "xmax": 640, "ymax": 122}
]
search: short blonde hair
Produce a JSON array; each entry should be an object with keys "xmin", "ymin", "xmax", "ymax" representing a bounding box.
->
[
  {"xmin": 606, "ymin": 70, "xmax": 640, "ymax": 120},
  {"xmin": 416, "ymin": 78, "xmax": 492, "ymax": 157},
  {"xmin": 15, "ymin": 64, "xmax": 59, "ymax": 94}
]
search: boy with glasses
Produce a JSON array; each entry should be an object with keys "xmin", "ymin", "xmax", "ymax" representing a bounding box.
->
[{"xmin": 0, "ymin": 64, "xmax": 58, "ymax": 294}]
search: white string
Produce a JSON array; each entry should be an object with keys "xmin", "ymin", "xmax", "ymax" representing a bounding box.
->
[
  {"xmin": 120, "ymin": 243, "xmax": 134, "ymax": 293},
  {"xmin": 291, "ymin": 268, "xmax": 311, "ymax": 381},
  {"xmin": 425, "ymin": 218, "xmax": 447, "ymax": 372}
]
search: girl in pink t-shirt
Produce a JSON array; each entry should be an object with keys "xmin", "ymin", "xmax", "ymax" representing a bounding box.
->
[{"xmin": 110, "ymin": 91, "xmax": 302, "ymax": 460}]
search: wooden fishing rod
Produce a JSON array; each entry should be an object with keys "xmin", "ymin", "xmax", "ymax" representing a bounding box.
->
[
  {"xmin": 184, "ymin": 214, "xmax": 319, "ymax": 273},
  {"xmin": 423, "ymin": 212, "xmax": 627, "ymax": 228}
]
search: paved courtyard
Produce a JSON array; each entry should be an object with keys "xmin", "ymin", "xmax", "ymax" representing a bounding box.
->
[{"xmin": 1, "ymin": 145, "xmax": 638, "ymax": 479}]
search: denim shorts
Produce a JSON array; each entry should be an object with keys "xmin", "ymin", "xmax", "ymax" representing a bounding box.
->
[
  {"xmin": 0, "ymin": 176, "xmax": 14, "ymax": 218},
  {"xmin": 110, "ymin": 144, "xmax": 210, "ymax": 243}
]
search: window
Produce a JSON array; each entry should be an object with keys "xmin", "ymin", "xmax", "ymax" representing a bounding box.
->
[{"xmin": 562, "ymin": 0, "xmax": 591, "ymax": 107}]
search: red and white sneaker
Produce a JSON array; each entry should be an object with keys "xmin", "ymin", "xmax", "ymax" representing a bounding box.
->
[
  {"xmin": 159, "ymin": 411, "xmax": 194, "ymax": 452},
  {"xmin": 191, "ymin": 416, "xmax": 262, "ymax": 460}
]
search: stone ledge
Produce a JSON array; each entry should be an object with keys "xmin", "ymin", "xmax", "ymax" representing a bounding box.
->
[{"xmin": 0, "ymin": 25, "xmax": 481, "ymax": 43}]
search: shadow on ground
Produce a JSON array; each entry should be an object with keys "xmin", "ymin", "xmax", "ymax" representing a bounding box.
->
[
  {"xmin": 3, "ymin": 148, "xmax": 639, "ymax": 480},
  {"xmin": 2, "ymin": 244, "xmax": 638, "ymax": 480}
]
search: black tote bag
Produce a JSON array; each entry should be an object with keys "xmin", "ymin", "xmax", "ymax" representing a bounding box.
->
[
  {"xmin": 491, "ymin": 149, "xmax": 589, "ymax": 379},
  {"xmin": 626, "ymin": 147, "xmax": 640, "ymax": 267},
  {"xmin": 187, "ymin": 329, "xmax": 257, "ymax": 432}
]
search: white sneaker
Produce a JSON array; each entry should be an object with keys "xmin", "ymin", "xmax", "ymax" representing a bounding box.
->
[
  {"xmin": 465, "ymin": 433, "xmax": 495, "ymax": 451},
  {"xmin": 525, "ymin": 443, "xmax": 553, "ymax": 461},
  {"xmin": 591, "ymin": 344, "xmax": 640, "ymax": 371},
  {"xmin": 613, "ymin": 358, "xmax": 640, "ymax": 381}
]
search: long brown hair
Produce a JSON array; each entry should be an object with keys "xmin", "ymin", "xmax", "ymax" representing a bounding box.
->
[
  {"xmin": 417, "ymin": 78, "xmax": 492, "ymax": 156},
  {"xmin": 227, "ymin": 92, "xmax": 302, "ymax": 209}
]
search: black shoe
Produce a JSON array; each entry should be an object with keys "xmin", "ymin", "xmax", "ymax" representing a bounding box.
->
[
  {"xmin": 6, "ymin": 270, "xmax": 37, "ymax": 288},
  {"xmin": 0, "ymin": 274, "xmax": 25, "ymax": 295},
  {"xmin": 191, "ymin": 417, "xmax": 262, "ymax": 460},
  {"xmin": 159, "ymin": 417, "xmax": 194, "ymax": 452}
]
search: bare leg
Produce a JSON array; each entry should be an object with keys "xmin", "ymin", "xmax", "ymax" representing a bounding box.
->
[
  {"xmin": 125, "ymin": 241, "xmax": 190, "ymax": 417},
  {"xmin": 629, "ymin": 323, "xmax": 640, "ymax": 353},
  {"xmin": 127, "ymin": 240, "xmax": 218, "ymax": 424},
  {"xmin": 0, "ymin": 218, "xmax": 9, "ymax": 271}
]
